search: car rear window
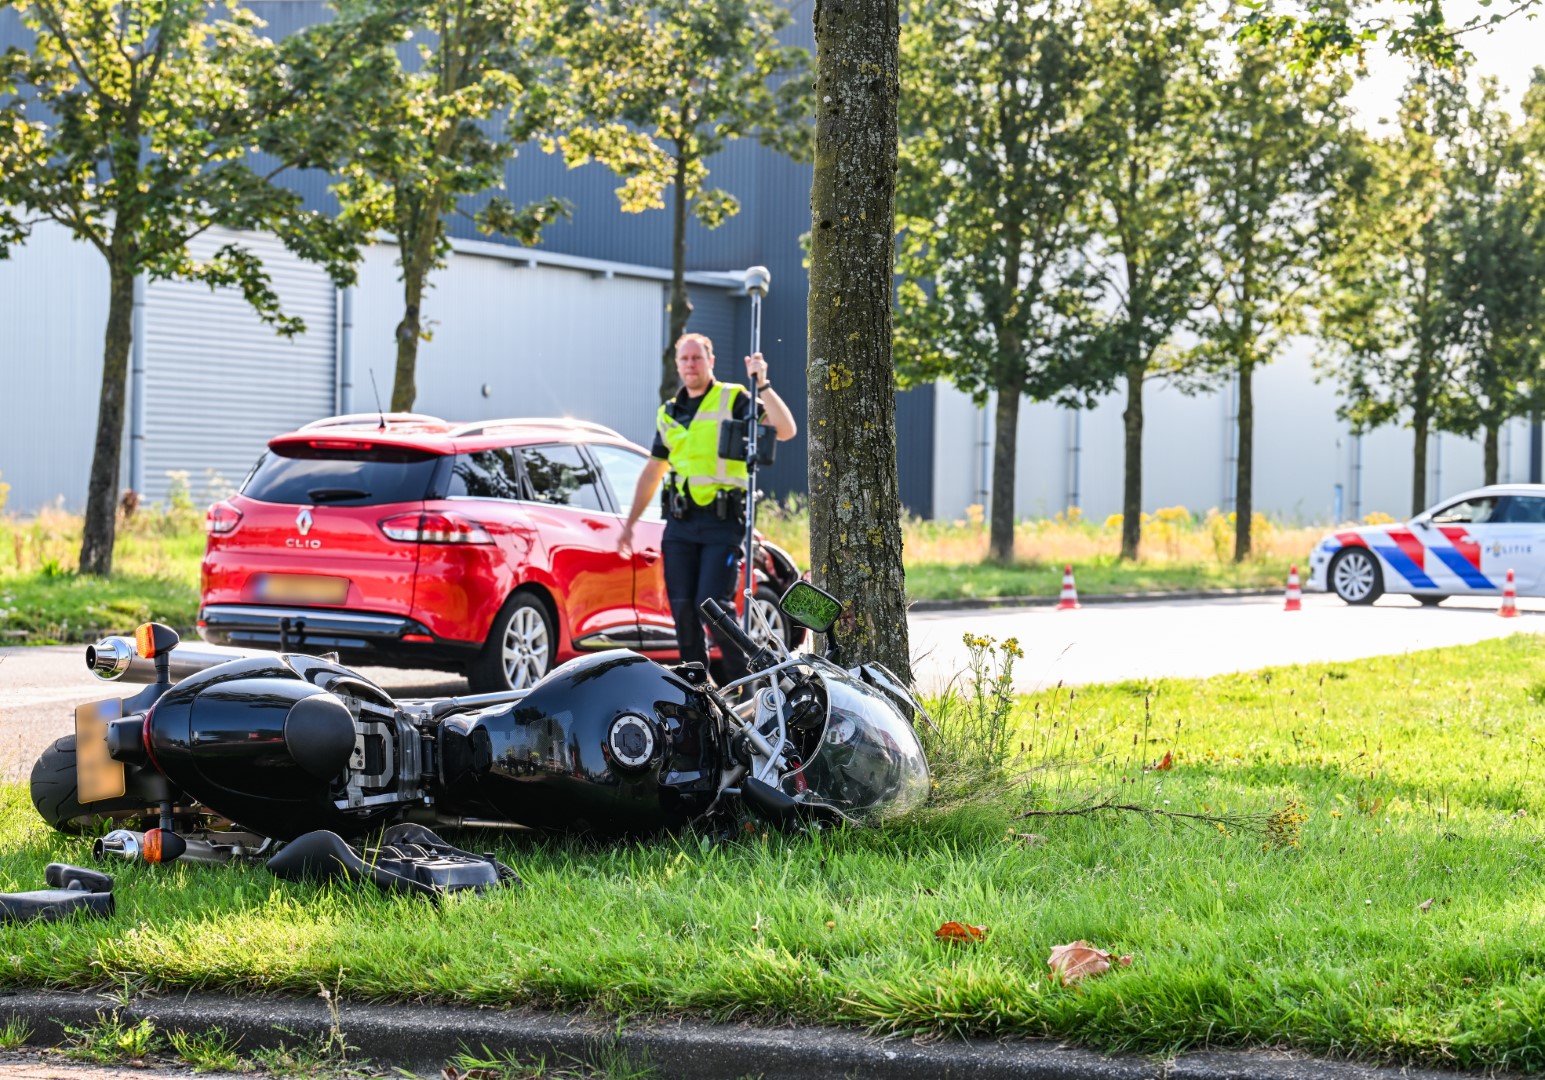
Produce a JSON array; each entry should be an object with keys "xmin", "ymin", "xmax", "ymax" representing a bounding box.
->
[{"xmin": 242, "ymin": 444, "xmax": 441, "ymax": 506}]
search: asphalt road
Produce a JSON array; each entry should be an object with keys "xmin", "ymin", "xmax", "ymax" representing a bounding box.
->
[
  {"xmin": 2, "ymin": 591, "xmax": 1541, "ymax": 784},
  {"xmin": 908, "ymin": 590, "xmax": 1545, "ymax": 694}
]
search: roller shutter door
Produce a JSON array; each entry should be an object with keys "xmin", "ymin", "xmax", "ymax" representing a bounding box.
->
[{"xmin": 141, "ymin": 229, "xmax": 336, "ymax": 505}]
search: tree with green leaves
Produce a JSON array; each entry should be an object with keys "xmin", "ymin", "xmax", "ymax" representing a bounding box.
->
[
  {"xmin": 317, "ymin": 0, "xmax": 571, "ymax": 412},
  {"xmin": 1317, "ymin": 70, "xmax": 1469, "ymax": 516},
  {"xmin": 1242, "ymin": 0, "xmax": 1540, "ymax": 70},
  {"xmin": 1442, "ymin": 76, "xmax": 1545, "ymax": 483},
  {"xmin": 895, "ymin": 0, "xmax": 1103, "ymax": 564},
  {"xmin": 1075, "ymin": 0, "xmax": 1215, "ymax": 561},
  {"xmin": 0, "ymin": 0, "xmax": 382, "ymax": 576},
  {"xmin": 560, "ymin": 0, "xmax": 810, "ymax": 402},
  {"xmin": 1190, "ymin": 15, "xmax": 1351, "ymax": 560},
  {"xmin": 806, "ymin": 0, "xmax": 909, "ymax": 680}
]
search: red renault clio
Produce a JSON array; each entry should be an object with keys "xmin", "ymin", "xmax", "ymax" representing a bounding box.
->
[{"xmin": 198, "ymin": 413, "xmax": 803, "ymax": 690}]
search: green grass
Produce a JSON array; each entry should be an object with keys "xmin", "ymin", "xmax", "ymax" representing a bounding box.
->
[
  {"xmin": 5, "ymin": 635, "xmax": 1545, "ymax": 1069},
  {"xmin": 0, "ymin": 570, "xmax": 200, "ymax": 644},
  {"xmin": 906, "ymin": 554, "xmax": 1289, "ymax": 601},
  {"xmin": 0, "ymin": 508, "xmax": 203, "ymax": 644}
]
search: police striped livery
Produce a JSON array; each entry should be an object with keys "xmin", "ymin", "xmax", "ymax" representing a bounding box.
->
[{"xmin": 1307, "ymin": 485, "xmax": 1545, "ymax": 605}]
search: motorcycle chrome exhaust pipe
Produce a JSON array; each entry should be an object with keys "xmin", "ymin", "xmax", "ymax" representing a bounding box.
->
[{"xmin": 84, "ymin": 637, "xmax": 272, "ymax": 684}]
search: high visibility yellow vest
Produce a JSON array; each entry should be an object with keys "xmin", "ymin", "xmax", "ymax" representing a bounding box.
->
[{"xmin": 656, "ymin": 381, "xmax": 749, "ymax": 507}]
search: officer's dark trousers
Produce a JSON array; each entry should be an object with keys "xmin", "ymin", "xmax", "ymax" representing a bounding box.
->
[{"xmin": 663, "ymin": 530, "xmax": 750, "ymax": 686}]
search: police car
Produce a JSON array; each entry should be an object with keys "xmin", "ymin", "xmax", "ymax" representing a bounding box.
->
[{"xmin": 1308, "ymin": 484, "xmax": 1545, "ymax": 605}]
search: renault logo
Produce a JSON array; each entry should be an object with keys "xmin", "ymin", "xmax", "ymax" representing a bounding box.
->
[{"xmin": 296, "ymin": 508, "xmax": 314, "ymax": 536}]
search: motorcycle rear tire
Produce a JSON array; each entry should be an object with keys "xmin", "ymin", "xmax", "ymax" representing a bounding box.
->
[{"xmin": 30, "ymin": 735, "xmax": 155, "ymax": 835}]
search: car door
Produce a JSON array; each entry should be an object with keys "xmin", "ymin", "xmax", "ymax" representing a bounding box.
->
[
  {"xmin": 1418, "ymin": 495, "xmax": 1503, "ymax": 594},
  {"xmin": 1487, "ymin": 494, "xmax": 1545, "ymax": 592},
  {"xmin": 588, "ymin": 442, "xmax": 673, "ymax": 653},
  {"xmin": 517, "ymin": 443, "xmax": 638, "ymax": 650}
]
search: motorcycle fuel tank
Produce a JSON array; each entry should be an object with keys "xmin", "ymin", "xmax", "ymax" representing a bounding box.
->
[
  {"xmin": 437, "ymin": 651, "xmax": 723, "ymax": 835},
  {"xmin": 145, "ymin": 656, "xmax": 394, "ymax": 840}
]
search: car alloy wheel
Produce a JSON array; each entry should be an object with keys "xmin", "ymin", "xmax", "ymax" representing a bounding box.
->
[
  {"xmin": 502, "ymin": 603, "xmax": 551, "ymax": 689},
  {"xmin": 1331, "ymin": 548, "xmax": 1383, "ymax": 605}
]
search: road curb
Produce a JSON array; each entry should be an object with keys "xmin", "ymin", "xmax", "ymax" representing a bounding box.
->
[
  {"xmin": 908, "ymin": 588, "xmax": 1282, "ymax": 613},
  {"xmin": 0, "ymin": 989, "xmax": 1491, "ymax": 1080}
]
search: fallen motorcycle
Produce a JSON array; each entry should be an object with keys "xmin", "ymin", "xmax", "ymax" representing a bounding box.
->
[{"xmin": 29, "ymin": 583, "xmax": 931, "ymax": 882}]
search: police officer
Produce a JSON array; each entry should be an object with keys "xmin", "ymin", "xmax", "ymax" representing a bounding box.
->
[{"xmin": 618, "ymin": 333, "xmax": 797, "ymax": 684}]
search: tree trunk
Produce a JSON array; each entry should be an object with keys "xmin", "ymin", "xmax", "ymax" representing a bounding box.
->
[
  {"xmin": 1411, "ymin": 409, "xmax": 1429, "ymax": 516},
  {"xmin": 1484, "ymin": 422, "xmax": 1499, "ymax": 486},
  {"xmin": 989, "ymin": 382, "xmax": 1021, "ymax": 563},
  {"xmin": 807, "ymin": 0, "xmax": 909, "ymax": 681},
  {"xmin": 79, "ymin": 262, "xmax": 137, "ymax": 577},
  {"xmin": 391, "ymin": 209, "xmax": 443, "ymax": 413},
  {"xmin": 1120, "ymin": 363, "xmax": 1144, "ymax": 561},
  {"xmin": 660, "ymin": 155, "xmax": 692, "ymax": 403},
  {"xmin": 1233, "ymin": 361, "xmax": 1254, "ymax": 562}
]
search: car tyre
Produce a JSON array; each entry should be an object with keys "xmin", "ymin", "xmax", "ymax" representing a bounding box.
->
[
  {"xmin": 1329, "ymin": 548, "xmax": 1384, "ymax": 605},
  {"xmin": 470, "ymin": 592, "xmax": 555, "ymax": 693},
  {"xmin": 30, "ymin": 734, "xmax": 154, "ymax": 834},
  {"xmin": 1416, "ymin": 594, "xmax": 1448, "ymax": 607}
]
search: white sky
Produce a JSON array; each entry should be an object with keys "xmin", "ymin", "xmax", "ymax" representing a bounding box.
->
[{"xmin": 1347, "ymin": 0, "xmax": 1543, "ymax": 127}]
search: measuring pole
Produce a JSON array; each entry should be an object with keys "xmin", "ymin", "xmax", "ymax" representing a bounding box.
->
[{"xmin": 740, "ymin": 265, "xmax": 771, "ymax": 634}]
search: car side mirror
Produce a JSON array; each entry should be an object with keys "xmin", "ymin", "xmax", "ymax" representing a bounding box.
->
[{"xmin": 777, "ymin": 581, "xmax": 843, "ymax": 635}]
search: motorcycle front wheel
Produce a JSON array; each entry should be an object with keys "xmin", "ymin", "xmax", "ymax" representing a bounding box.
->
[{"xmin": 30, "ymin": 734, "xmax": 158, "ymax": 834}]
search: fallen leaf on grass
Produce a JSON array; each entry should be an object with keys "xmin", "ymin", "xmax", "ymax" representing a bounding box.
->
[
  {"xmin": 935, "ymin": 921, "xmax": 987, "ymax": 944},
  {"xmin": 1047, "ymin": 941, "xmax": 1133, "ymax": 985},
  {"xmin": 1417, "ymin": 898, "xmax": 1434, "ymax": 912}
]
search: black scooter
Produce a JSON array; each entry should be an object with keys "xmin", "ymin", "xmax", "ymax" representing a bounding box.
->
[{"xmin": 30, "ymin": 583, "xmax": 931, "ymax": 875}]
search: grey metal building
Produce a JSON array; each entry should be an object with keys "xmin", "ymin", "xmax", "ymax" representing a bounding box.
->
[{"xmin": 0, "ymin": 1, "xmax": 936, "ymax": 518}]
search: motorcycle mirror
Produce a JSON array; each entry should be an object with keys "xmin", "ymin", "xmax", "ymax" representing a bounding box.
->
[{"xmin": 777, "ymin": 581, "xmax": 843, "ymax": 635}]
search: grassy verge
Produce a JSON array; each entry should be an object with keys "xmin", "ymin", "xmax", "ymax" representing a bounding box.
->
[
  {"xmin": 0, "ymin": 506, "xmax": 203, "ymax": 644},
  {"xmin": 2, "ymin": 500, "xmax": 1326, "ymax": 645},
  {"xmin": 906, "ymin": 554, "xmax": 1290, "ymax": 600},
  {"xmin": 4, "ymin": 635, "xmax": 1545, "ymax": 1069}
]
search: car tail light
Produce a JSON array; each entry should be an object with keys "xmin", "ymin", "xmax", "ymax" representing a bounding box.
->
[
  {"xmin": 205, "ymin": 501, "xmax": 242, "ymax": 535},
  {"xmin": 379, "ymin": 511, "xmax": 493, "ymax": 544},
  {"xmin": 308, "ymin": 439, "xmax": 373, "ymax": 451}
]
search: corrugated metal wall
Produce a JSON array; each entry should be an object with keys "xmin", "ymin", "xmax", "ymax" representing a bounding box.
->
[
  {"xmin": 352, "ymin": 243, "xmax": 698, "ymax": 451},
  {"xmin": 139, "ymin": 229, "xmax": 338, "ymax": 505},
  {"xmin": 931, "ymin": 341, "xmax": 1530, "ymax": 527},
  {"xmin": 0, "ymin": 220, "xmax": 109, "ymax": 513}
]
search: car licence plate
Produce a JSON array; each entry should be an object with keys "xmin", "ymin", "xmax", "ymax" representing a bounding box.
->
[
  {"xmin": 75, "ymin": 697, "xmax": 126, "ymax": 803},
  {"xmin": 255, "ymin": 574, "xmax": 350, "ymax": 604}
]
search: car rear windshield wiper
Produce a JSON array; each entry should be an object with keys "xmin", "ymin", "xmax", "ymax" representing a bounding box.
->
[{"xmin": 308, "ymin": 487, "xmax": 371, "ymax": 503}]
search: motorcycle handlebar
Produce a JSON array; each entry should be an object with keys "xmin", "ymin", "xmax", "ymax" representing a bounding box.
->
[{"xmin": 701, "ymin": 599, "xmax": 775, "ymax": 672}]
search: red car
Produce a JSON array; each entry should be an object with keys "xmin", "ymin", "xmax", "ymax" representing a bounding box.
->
[{"xmin": 198, "ymin": 413, "xmax": 804, "ymax": 690}]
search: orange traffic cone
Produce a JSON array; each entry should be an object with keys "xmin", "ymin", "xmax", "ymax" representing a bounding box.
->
[
  {"xmin": 1284, "ymin": 564, "xmax": 1303, "ymax": 612},
  {"xmin": 1499, "ymin": 568, "xmax": 1519, "ymax": 618},
  {"xmin": 1057, "ymin": 564, "xmax": 1080, "ymax": 610}
]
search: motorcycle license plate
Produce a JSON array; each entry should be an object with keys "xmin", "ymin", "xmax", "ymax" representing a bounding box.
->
[
  {"xmin": 74, "ymin": 697, "xmax": 126, "ymax": 803},
  {"xmin": 255, "ymin": 574, "xmax": 349, "ymax": 604}
]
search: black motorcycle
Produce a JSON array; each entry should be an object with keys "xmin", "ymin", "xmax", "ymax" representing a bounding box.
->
[{"xmin": 31, "ymin": 583, "xmax": 931, "ymax": 873}]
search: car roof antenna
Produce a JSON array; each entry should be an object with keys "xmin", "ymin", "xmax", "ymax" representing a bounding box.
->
[{"xmin": 368, "ymin": 369, "xmax": 387, "ymax": 431}]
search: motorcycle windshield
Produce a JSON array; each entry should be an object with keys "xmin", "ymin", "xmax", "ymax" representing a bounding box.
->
[{"xmin": 797, "ymin": 668, "xmax": 930, "ymax": 824}]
